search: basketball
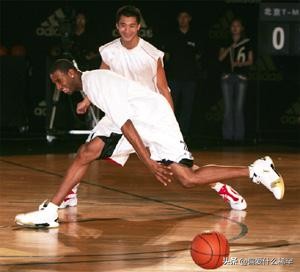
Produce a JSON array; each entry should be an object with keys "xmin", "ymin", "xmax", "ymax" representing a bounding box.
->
[{"xmin": 190, "ymin": 231, "xmax": 230, "ymax": 269}]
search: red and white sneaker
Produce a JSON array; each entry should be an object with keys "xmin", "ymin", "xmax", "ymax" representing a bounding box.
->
[
  {"xmin": 213, "ymin": 183, "xmax": 247, "ymax": 211},
  {"xmin": 59, "ymin": 184, "xmax": 79, "ymax": 209},
  {"xmin": 59, "ymin": 194, "xmax": 78, "ymax": 209},
  {"xmin": 38, "ymin": 184, "xmax": 79, "ymax": 210}
]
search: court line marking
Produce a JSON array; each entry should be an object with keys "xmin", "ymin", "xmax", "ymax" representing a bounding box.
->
[
  {"xmin": 0, "ymin": 158, "xmax": 248, "ymax": 240},
  {"xmin": 0, "ymin": 255, "xmax": 175, "ymax": 267},
  {"xmin": 1, "ymin": 243, "xmax": 299, "ymax": 266},
  {"xmin": 0, "ymin": 158, "xmax": 249, "ymax": 266},
  {"xmin": 3, "ymin": 241, "xmax": 299, "ymax": 258},
  {"xmin": 0, "ymin": 248, "xmax": 193, "ymax": 259}
]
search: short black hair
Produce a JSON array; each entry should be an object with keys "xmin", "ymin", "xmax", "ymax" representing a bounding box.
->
[
  {"xmin": 49, "ymin": 59, "xmax": 76, "ymax": 74},
  {"xmin": 177, "ymin": 9, "xmax": 192, "ymax": 17},
  {"xmin": 116, "ymin": 5, "xmax": 141, "ymax": 24},
  {"xmin": 231, "ymin": 17, "xmax": 244, "ymax": 27}
]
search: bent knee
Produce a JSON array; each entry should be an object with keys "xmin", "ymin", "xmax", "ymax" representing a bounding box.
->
[{"xmin": 77, "ymin": 142, "xmax": 102, "ymax": 163}]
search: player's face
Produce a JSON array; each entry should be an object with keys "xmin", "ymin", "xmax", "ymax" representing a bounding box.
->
[
  {"xmin": 76, "ymin": 13, "xmax": 86, "ymax": 28},
  {"xmin": 231, "ymin": 20, "xmax": 243, "ymax": 35},
  {"xmin": 177, "ymin": 12, "xmax": 191, "ymax": 28},
  {"xmin": 116, "ymin": 15, "xmax": 141, "ymax": 42},
  {"xmin": 50, "ymin": 70, "xmax": 77, "ymax": 95}
]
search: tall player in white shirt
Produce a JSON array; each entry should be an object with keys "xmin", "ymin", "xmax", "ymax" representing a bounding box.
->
[
  {"xmin": 64, "ymin": 6, "xmax": 246, "ymax": 211},
  {"xmin": 15, "ymin": 60, "xmax": 284, "ymax": 228}
]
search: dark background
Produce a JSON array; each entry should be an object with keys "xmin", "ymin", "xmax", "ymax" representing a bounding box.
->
[{"xmin": 1, "ymin": 0, "xmax": 299, "ymax": 145}]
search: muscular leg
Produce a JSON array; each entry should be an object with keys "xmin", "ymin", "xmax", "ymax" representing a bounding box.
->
[
  {"xmin": 193, "ymin": 164, "xmax": 214, "ymax": 187},
  {"xmin": 191, "ymin": 164, "xmax": 247, "ymax": 210},
  {"xmin": 171, "ymin": 163, "xmax": 248, "ymax": 188},
  {"xmin": 192, "ymin": 164, "xmax": 215, "ymax": 187},
  {"xmin": 51, "ymin": 137, "xmax": 105, "ymax": 205}
]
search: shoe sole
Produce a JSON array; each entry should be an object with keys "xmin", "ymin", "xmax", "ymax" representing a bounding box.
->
[
  {"xmin": 271, "ymin": 175, "xmax": 285, "ymax": 200},
  {"xmin": 230, "ymin": 199, "xmax": 247, "ymax": 211},
  {"xmin": 15, "ymin": 219, "xmax": 59, "ymax": 228},
  {"xmin": 254, "ymin": 156, "xmax": 285, "ymax": 200},
  {"xmin": 59, "ymin": 203, "xmax": 77, "ymax": 209},
  {"xmin": 267, "ymin": 157, "xmax": 285, "ymax": 200}
]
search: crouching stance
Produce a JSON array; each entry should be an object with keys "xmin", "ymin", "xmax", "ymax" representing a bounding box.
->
[{"xmin": 15, "ymin": 59, "xmax": 284, "ymax": 228}]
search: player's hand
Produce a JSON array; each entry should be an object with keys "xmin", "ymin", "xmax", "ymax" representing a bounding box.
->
[
  {"xmin": 76, "ymin": 99, "xmax": 90, "ymax": 114},
  {"xmin": 146, "ymin": 160, "xmax": 173, "ymax": 186}
]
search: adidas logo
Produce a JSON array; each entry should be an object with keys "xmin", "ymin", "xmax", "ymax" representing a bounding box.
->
[
  {"xmin": 112, "ymin": 13, "xmax": 153, "ymax": 39},
  {"xmin": 248, "ymin": 55, "xmax": 282, "ymax": 81},
  {"xmin": 36, "ymin": 8, "xmax": 66, "ymax": 37},
  {"xmin": 34, "ymin": 100, "xmax": 47, "ymax": 117},
  {"xmin": 38, "ymin": 101, "xmax": 47, "ymax": 107},
  {"xmin": 209, "ymin": 10, "xmax": 235, "ymax": 40},
  {"xmin": 280, "ymin": 96, "xmax": 300, "ymax": 125}
]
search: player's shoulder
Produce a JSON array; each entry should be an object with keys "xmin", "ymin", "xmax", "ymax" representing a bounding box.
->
[
  {"xmin": 244, "ymin": 36, "xmax": 252, "ymax": 45},
  {"xmin": 82, "ymin": 70, "xmax": 100, "ymax": 81},
  {"xmin": 99, "ymin": 38, "xmax": 121, "ymax": 53},
  {"xmin": 242, "ymin": 36, "xmax": 251, "ymax": 43},
  {"xmin": 140, "ymin": 38, "xmax": 159, "ymax": 50},
  {"xmin": 139, "ymin": 38, "xmax": 164, "ymax": 59},
  {"xmin": 83, "ymin": 70, "xmax": 119, "ymax": 85},
  {"xmin": 239, "ymin": 36, "xmax": 253, "ymax": 49}
]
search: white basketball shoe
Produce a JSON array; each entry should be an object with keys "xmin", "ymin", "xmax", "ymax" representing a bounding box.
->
[
  {"xmin": 214, "ymin": 183, "xmax": 247, "ymax": 211},
  {"xmin": 249, "ymin": 156, "xmax": 284, "ymax": 200},
  {"xmin": 38, "ymin": 185, "xmax": 79, "ymax": 210},
  {"xmin": 15, "ymin": 201, "xmax": 59, "ymax": 228}
]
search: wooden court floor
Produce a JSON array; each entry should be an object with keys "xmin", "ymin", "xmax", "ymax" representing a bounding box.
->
[{"xmin": 0, "ymin": 150, "xmax": 299, "ymax": 271}]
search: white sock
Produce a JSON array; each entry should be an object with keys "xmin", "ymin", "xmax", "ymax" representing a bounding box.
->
[
  {"xmin": 248, "ymin": 165, "xmax": 254, "ymax": 178},
  {"xmin": 47, "ymin": 202, "xmax": 59, "ymax": 211},
  {"xmin": 64, "ymin": 184, "xmax": 79, "ymax": 200},
  {"xmin": 72, "ymin": 183, "xmax": 79, "ymax": 194}
]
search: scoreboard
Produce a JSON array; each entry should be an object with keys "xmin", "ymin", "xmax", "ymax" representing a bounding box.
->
[{"xmin": 259, "ymin": 3, "xmax": 300, "ymax": 55}]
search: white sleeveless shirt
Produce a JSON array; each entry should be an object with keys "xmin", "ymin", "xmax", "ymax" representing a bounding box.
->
[{"xmin": 99, "ymin": 38, "xmax": 164, "ymax": 92}]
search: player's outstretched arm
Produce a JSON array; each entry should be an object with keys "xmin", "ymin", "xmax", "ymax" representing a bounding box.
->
[{"xmin": 121, "ymin": 119, "xmax": 173, "ymax": 186}]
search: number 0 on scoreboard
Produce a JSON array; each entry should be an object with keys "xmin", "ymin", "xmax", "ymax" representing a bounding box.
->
[{"xmin": 259, "ymin": 3, "xmax": 300, "ymax": 56}]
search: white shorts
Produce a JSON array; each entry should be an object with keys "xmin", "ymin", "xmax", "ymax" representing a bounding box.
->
[{"xmin": 87, "ymin": 114, "xmax": 194, "ymax": 167}]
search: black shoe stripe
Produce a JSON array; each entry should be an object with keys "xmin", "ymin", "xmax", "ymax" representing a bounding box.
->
[{"xmin": 35, "ymin": 223, "xmax": 50, "ymax": 228}]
